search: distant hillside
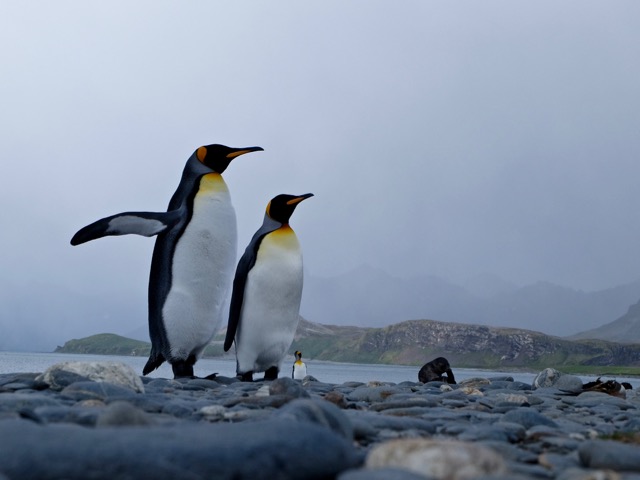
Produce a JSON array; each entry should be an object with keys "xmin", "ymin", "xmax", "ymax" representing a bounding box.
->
[
  {"xmin": 55, "ymin": 334, "xmax": 150, "ymax": 356},
  {"xmin": 301, "ymin": 266, "xmax": 640, "ymax": 338},
  {"xmin": 292, "ymin": 318, "xmax": 640, "ymax": 369},
  {"xmin": 56, "ymin": 318, "xmax": 640, "ymax": 372},
  {"xmin": 55, "ymin": 333, "xmax": 231, "ymax": 358},
  {"xmin": 570, "ymin": 299, "xmax": 640, "ymax": 343}
]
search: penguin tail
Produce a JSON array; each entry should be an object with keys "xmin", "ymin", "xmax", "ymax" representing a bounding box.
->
[{"xmin": 143, "ymin": 352, "xmax": 165, "ymax": 376}]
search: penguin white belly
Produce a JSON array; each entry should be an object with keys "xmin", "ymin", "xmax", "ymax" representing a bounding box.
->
[
  {"xmin": 163, "ymin": 174, "xmax": 237, "ymax": 360},
  {"xmin": 293, "ymin": 361, "xmax": 307, "ymax": 380},
  {"xmin": 236, "ymin": 227, "xmax": 303, "ymax": 374}
]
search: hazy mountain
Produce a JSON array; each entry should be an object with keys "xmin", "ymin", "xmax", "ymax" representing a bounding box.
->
[
  {"xmin": 301, "ymin": 266, "xmax": 640, "ymax": 337},
  {"xmin": 0, "ymin": 279, "xmax": 146, "ymax": 352},
  {"xmin": 3, "ymin": 266, "xmax": 640, "ymax": 352},
  {"xmin": 569, "ymin": 298, "xmax": 640, "ymax": 343}
]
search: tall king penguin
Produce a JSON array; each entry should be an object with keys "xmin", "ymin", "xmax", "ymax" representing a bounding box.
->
[
  {"xmin": 224, "ymin": 193, "xmax": 313, "ymax": 381},
  {"xmin": 71, "ymin": 144, "xmax": 263, "ymax": 378}
]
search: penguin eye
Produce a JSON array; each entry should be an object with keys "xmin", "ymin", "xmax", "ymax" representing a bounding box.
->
[{"xmin": 196, "ymin": 146, "xmax": 207, "ymax": 163}]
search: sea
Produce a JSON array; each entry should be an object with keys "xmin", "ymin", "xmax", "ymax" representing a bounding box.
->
[{"xmin": 1, "ymin": 351, "xmax": 639, "ymax": 388}]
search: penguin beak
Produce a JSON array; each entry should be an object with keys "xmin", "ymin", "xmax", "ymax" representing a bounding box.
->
[
  {"xmin": 286, "ymin": 193, "xmax": 314, "ymax": 206},
  {"xmin": 226, "ymin": 146, "xmax": 264, "ymax": 159}
]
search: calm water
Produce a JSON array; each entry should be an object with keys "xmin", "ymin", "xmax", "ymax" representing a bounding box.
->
[{"xmin": 1, "ymin": 351, "xmax": 638, "ymax": 388}]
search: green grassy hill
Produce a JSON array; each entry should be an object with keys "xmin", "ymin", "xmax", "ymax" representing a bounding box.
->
[{"xmin": 55, "ymin": 318, "xmax": 640, "ymax": 376}]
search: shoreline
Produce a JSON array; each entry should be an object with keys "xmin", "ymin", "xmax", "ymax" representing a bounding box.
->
[{"xmin": 1, "ymin": 361, "xmax": 640, "ymax": 479}]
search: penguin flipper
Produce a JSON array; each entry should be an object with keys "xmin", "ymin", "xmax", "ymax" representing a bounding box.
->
[
  {"xmin": 224, "ymin": 233, "xmax": 264, "ymax": 351},
  {"xmin": 71, "ymin": 210, "xmax": 182, "ymax": 246}
]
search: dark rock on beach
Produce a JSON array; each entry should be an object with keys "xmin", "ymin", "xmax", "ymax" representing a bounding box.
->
[{"xmin": 0, "ymin": 361, "xmax": 639, "ymax": 479}]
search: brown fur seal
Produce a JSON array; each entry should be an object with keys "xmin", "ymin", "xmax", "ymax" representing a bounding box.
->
[{"xmin": 418, "ymin": 357, "xmax": 456, "ymax": 384}]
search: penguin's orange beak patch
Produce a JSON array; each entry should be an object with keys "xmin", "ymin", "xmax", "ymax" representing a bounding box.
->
[{"xmin": 226, "ymin": 149, "xmax": 253, "ymax": 159}]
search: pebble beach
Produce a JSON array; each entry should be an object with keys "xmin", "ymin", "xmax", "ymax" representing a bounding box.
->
[{"xmin": 1, "ymin": 361, "xmax": 639, "ymax": 480}]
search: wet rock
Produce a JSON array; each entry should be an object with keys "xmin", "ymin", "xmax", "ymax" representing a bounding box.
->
[
  {"xmin": 268, "ymin": 377, "xmax": 311, "ymax": 399},
  {"xmin": 0, "ymin": 417, "xmax": 361, "ymax": 480},
  {"xmin": 578, "ymin": 439, "xmax": 640, "ymax": 471},
  {"xmin": 366, "ymin": 438, "xmax": 507, "ymax": 479},
  {"xmin": 37, "ymin": 362, "xmax": 145, "ymax": 393},
  {"xmin": 96, "ymin": 400, "xmax": 153, "ymax": 427},
  {"xmin": 60, "ymin": 381, "xmax": 140, "ymax": 402},
  {"xmin": 338, "ymin": 467, "xmax": 430, "ymax": 480},
  {"xmin": 324, "ymin": 390, "xmax": 348, "ymax": 408},
  {"xmin": 502, "ymin": 407, "xmax": 559, "ymax": 429},
  {"xmin": 347, "ymin": 386, "xmax": 401, "ymax": 403},
  {"xmin": 275, "ymin": 398, "xmax": 353, "ymax": 439}
]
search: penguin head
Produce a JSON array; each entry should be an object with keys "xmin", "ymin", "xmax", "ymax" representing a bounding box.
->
[
  {"xmin": 195, "ymin": 144, "xmax": 263, "ymax": 174},
  {"xmin": 295, "ymin": 350, "xmax": 302, "ymax": 359},
  {"xmin": 266, "ymin": 193, "xmax": 314, "ymax": 225}
]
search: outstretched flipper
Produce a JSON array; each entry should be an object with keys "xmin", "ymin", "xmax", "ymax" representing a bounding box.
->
[{"xmin": 71, "ymin": 210, "xmax": 182, "ymax": 246}]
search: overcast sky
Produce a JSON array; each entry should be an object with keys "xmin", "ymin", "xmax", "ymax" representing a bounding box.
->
[{"xmin": 1, "ymin": 2, "xmax": 640, "ymax": 347}]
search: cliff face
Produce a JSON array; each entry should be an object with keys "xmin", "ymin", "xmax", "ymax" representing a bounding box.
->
[{"xmin": 292, "ymin": 318, "xmax": 640, "ymax": 368}]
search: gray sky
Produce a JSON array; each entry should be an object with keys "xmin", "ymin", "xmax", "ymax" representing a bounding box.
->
[{"xmin": 1, "ymin": 2, "xmax": 640, "ymax": 348}]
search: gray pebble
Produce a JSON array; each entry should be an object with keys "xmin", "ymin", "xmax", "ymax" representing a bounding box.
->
[
  {"xmin": 503, "ymin": 407, "xmax": 559, "ymax": 428},
  {"xmin": 0, "ymin": 417, "xmax": 360, "ymax": 480},
  {"xmin": 579, "ymin": 439, "xmax": 640, "ymax": 471}
]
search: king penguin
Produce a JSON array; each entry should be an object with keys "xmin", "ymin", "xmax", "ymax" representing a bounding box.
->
[
  {"xmin": 292, "ymin": 350, "xmax": 307, "ymax": 380},
  {"xmin": 71, "ymin": 144, "xmax": 263, "ymax": 378},
  {"xmin": 224, "ymin": 193, "xmax": 313, "ymax": 381}
]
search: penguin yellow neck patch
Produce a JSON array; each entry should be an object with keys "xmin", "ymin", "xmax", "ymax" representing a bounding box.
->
[{"xmin": 198, "ymin": 173, "xmax": 228, "ymax": 194}]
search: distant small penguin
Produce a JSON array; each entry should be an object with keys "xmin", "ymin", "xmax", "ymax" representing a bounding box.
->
[
  {"xmin": 292, "ymin": 350, "xmax": 307, "ymax": 380},
  {"xmin": 71, "ymin": 144, "xmax": 263, "ymax": 378},
  {"xmin": 418, "ymin": 357, "xmax": 456, "ymax": 384},
  {"xmin": 224, "ymin": 193, "xmax": 313, "ymax": 381}
]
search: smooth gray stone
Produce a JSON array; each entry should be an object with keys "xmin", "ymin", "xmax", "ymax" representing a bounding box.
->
[
  {"xmin": 502, "ymin": 407, "xmax": 559, "ymax": 429},
  {"xmin": 269, "ymin": 377, "xmax": 310, "ymax": 398},
  {"xmin": 554, "ymin": 375, "xmax": 583, "ymax": 393},
  {"xmin": 31, "ymin": 405, "xmax": 102, "ymax": 426},
  {"xmin": 486, "ymin": 380, "xmax": 531, "ymax": 391},
  {"xmin": 481, "ymin": 441, "xmax": 538, "ymax": 463},
  {"xmin": 209, "ymin": 375, "xmax": 239, "ymax": 385},
  {"xmin": 38, "ymin": 370, "xmax": 92, "ymax": 391},
  {"xmin": 275, "ymin": 398, "xmax": 353, "ymax": 439},
  {"xmin": 346, "ymin": 410, "xmax": 437, "ymax": 434},
  {"xmin": 457, "ymin": 424, "xmax": 514, "ymax": 442},
  {"xmin": 107, "ymin": 393, "xmax": 170, "ymax": 413},
  {"xmin": 347, "ymin": 386, "xmax": 402, "ymax": 403},
  {"xmin": 565, "ymin": 391, "xmax": 634, "ymax": 410},
  {"xmin": 96, "ymin": 401, "xmax": 153, "ymax": 427},
  {"xmin": 180, "ymin": 378, "xmax": 222, "ymax": 391},
  {"xmin": 0, "ymin": 417, "xmax": 361, "ymax": 480},
  {"xmin": 60, "ymin": 381, "xmax": 139, "ymax": 401},
  {"xmin": 161, "ymin": 400, "xmax": 198, "ymax": 418},
  {"xmin": 222, "ymin": 394, "xmax": 291, "ymax": 409},
  {"xmin": 579, "ymin": 439, "xmax": 640, "ymax": 471},
  {"xmin": 338, "ymin": 467, "xmax": 430, "ymax": 480},
  {"xmin": 505, "ymin": 460, "xmax": 555, "ymax": 478},
  {"xmin": 0, "ymin": 373, "xmax": 48, "ymax": 391},
  {"xmin": 0, "ymin": 393, "xmax": 62, "ymax": 413},
  {"xmin": 371, "ymin": 406, "xmax": 437, "ymax": 417}
]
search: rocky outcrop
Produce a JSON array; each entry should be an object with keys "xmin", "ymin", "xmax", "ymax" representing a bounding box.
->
[{"xmin": 293, "ymin": 318, "xmax": 640, "ymax": 368}]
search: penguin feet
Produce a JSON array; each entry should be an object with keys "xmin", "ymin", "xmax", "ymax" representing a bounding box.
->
[
  {"xmin": 237, "ymin": 371, "xmax": 254, "ymax": 382},
  {"xmin": 264, "ymin": 366, "xmax": 279, "ymax": 381},
  {"xmin": 171, "ymin": 361, "xmax": 195, "ymax": 379}
]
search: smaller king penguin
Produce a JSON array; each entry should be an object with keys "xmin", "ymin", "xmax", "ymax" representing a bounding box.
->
[
  {"xmin": 224, "ymin": 193, "xmax": 313, "ymax": 381},
  {"xmin": 292, "ymin": 350, "xmax": 307, "ymax": 380}
]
